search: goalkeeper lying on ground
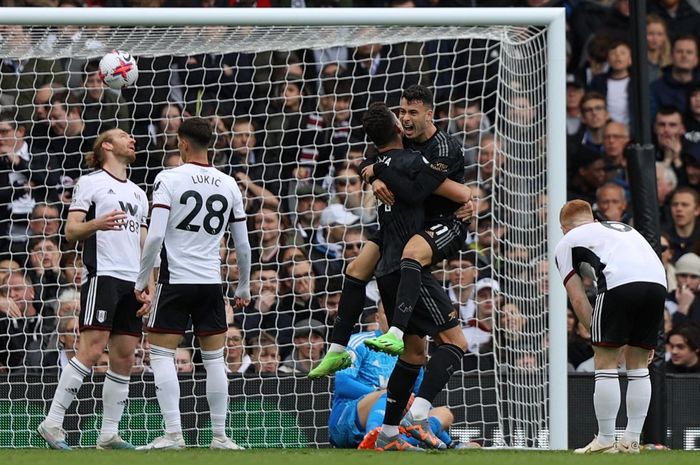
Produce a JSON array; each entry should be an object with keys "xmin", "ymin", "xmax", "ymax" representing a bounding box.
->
[{"xmin": 328, "ymin": 307, "xmax": 460, "ymax": 450}]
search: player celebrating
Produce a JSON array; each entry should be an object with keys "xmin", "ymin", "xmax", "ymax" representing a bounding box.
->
[
  {"xmin": 346, "ymin": 103, "xmax": 469, "ymax": 451},
  {"xmin": 329, "ymin": 307, "xmax": 456, "ymax": 450},
  {"xmin": 38, "ymin": 129, "xmax": 149, "ymax": 450},
  {"xmin": 134, "ymin": 117, "xmax": 251, "ymax": 450},
  {"xmin": 310, "ymin": 85, "xmax": 469, "ymax": 378},
  {"xmin": 556, "ymin": 200, "xmax": 666, "ymax": 454}
]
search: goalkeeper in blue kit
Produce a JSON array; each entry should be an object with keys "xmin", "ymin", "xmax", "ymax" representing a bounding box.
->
[{"xmin": 328, "ymin": 309, "xmax": 455, "ymax": 450}]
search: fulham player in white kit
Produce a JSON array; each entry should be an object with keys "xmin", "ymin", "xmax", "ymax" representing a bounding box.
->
[
  {"xmin": 556, "ymin": 200, "xmax": 666, "ymax": 454},
  {"xmin": 134, "ymin": 117, "xmax": 251, "ymax": 450},
  {"xmin": 38, "ymin": 129, "xmax": 149, "ymax": 450}
]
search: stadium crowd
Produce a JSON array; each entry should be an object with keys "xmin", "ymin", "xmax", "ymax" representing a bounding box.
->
[{"xmin": 1, "ymin": 0, "xmax": 700, "ymax": 380}]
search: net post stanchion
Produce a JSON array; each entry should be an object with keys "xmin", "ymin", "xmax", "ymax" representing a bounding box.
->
[{"xmin": 545, "ymin": 8, "xmax": 568, "ymax": 451}]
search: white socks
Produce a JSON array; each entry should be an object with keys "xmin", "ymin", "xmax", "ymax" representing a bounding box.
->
[
  {"xmin": 594, "ymin": 369, "xmax": 620, "ymax": 446},
  {"xmin": 328, "ymin": 343, "xmax": 345, "ymax": 353},
  {"xmin": 623, "ymin": 368, "xmax": 651, "ymax": 444},
  {"xmin": 202, "ymin": 348, "xmax": 229, "ymax": 439},
  {"xmin": 150, "ymin": 345, "xmax": 182, "ymax": 435},
  {"xmin": 409, "ymin": 397, "xmax": 432, "ymax": 421},
  {"xmin": 387, "ymin": 327, "xmax": 404, "ymax": 340},
  {"xmin": 101, "ymin": 370, "xmax": 130, "ymax": 438},
  {"xmin": 46, "ymin": 358, "xmax": 90, "ymax": 427}
]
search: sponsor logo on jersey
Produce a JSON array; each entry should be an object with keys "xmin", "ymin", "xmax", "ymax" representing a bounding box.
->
[
  {"xmin": 154, "ymin": 181, "xmax": 161, "ymax": 192},
  {"xmin": 430, "ymin": 162, "xmax": 449, "ymax": 172},
  {"xmin": 97, "ymin": 310, "xmax": 107, "ymax": 323},
  {"xmin": 119, "ymin": 201, "xmax": 139, "ymax": 216}
]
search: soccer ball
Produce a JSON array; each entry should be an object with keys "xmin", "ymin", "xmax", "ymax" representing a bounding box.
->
[{"xmin": 99, "ymin": 50, "xmax": 138, "ymax": 90}]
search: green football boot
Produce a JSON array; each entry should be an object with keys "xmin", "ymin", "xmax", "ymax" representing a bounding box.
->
[
  {"xmin": 308, "ymin": 351, "xmax": 352, "ymax": 379},
  {"xmin": 364, "ymin": 332, "xmax": 404, "ymax": 355}
]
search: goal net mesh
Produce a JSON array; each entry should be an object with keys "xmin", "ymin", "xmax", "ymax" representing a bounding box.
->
[{"xmin": 0, "ymin": 22, "xmax": 549, "ymax": 448}]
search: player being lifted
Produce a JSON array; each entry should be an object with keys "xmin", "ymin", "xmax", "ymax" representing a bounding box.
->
[
  {"xmin": 556, "ymin": 200, "xmax": 666, "ymax": 454},
  {"xmin": 350, "ymin": 103, "xmax": 470, "ymax": 450},
  {"xmin": 38, "ymin": 129, "xmax": 150, "ymax": 450},
  {"xmin": 310, "ymin": 85, "xmax": 470, "ymax": 378},
  {"xmin": 134, "ymin": 117, "xmax": 252, "ymax": 450}
]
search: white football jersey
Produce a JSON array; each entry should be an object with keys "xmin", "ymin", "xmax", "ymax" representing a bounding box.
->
[
  {"xmin": 70, "ymin": 169, "xmax": 148, "ymax": 283},
  {"xmin": 555, "ymin": 221, "xmax": 667, "ymax": 292},
  {"xmin": 152, "ymin": 162, "xmax": 245, "ymax": 284}
]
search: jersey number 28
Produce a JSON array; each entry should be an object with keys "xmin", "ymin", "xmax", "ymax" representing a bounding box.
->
[{"xmin": 175, "ymin": 190, "xmax": 229, "ymax": 235}]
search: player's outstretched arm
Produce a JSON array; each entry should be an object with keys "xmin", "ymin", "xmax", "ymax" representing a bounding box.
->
[
  {"xmin": 65, "ymin": 210, "xmax": 127, "ymax": 242},
  {"xmin": 229, "ymin": 220, "xmax": 252, "ymax": 308},
  {"xmin": 134, "ymin": 206, "xmax": 168, "ymax": 293}
]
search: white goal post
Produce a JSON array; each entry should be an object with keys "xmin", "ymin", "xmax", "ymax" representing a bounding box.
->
[{"xmin": 0, "ymin": 7, "xmax": 567, "ymax": 450}]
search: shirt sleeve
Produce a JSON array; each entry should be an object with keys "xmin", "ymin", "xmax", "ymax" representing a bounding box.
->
[
  {"xmin": 554, "ymin": 239, "xmax": 575, "ymax": 285},
  {"xmin": 140, "ymin": 189, "xmax": 149, "ymax": 227},
  {"xmin": 68, "ymin": 177, "xmax": 94, "ymax": 213},
  {"xmin": 151, "ymin": 174, "xmax": 172, "ymax": 210},
  {"xmin": 229, "ymin": 181, "xmax": 246, "ymax": 223},
  {"xmin": 374, "ymin": 155, "xmax": 443, "ymax": 206},
  {"xmin": 425, "ymin": 139, "xmax": 464, "ymax": 183}
]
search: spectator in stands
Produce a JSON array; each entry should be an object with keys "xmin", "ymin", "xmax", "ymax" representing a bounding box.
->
[
  {"xmin": 657, "ymin": 161, "xmax": 679, "ymax": 229},
  {"xmin": 566, "ymin": 75, "xmax": 585, "ymax": 137},
  {"xmin": 28, "ymin": 237, "xmax": 62, "ymax": 317},
  {"xmin": 56, "ymin": 288, "xmax": 80, "ymax": 318},
  {"xmin": 666, "ymin": 324, "xmax": 700, "ymax": 373},
  {"xmin": 80, "ymin": 60, "xmax": 131, "ymax": 137},
  {"xmin": 175, "ymin": 347, "xmax": 194, "ymax": 374},
  {"xmin": 324, "ymin": 163, "xmax": 373, "ymax": 226},
  {"xmin": 682, "ymin": 142, "xmax": 700, "ymax": 192},
  {"xmin": 602, "ymin": 121, "xmax": 630, "ymax": 186},
  {"xmin": 567, "ymin": 147, "xmax": 607, "ymax": 205},
  {"xmin": 235, "ymin": 264, "xmax": 288, "ymax": 343},
  {"xmin": 225, "ymin": 325, "xmax": 252, "ymax": 374},
  {"xmin": 263, "ymin": 75, "xmax": 306, "ymax": 153},
  {"xmin": 0, "ymin": 25, "xmax": 66, "ymax": 124},
  {"xmin": 0, "ymin": 113, "xmax": 39, "ymax": 256},
  {"xmin": 250, "ymin": 207, "xmax": 290, "ymax": 268},
  {"xmin": 661, "ymin": 232, "xmax": 677, "ymax": 292},
  {"xmin": 448, "ymin": 97, "xmax": 490, "ymax": 166},
  {"xmin": 290, "ymin": 184, "xmax": 328, "ymax": 250},
  {"xmin": 670, "ymin": 253, "xmax": 700, "ymax": 326},
  {"xmin": 466, "ymin": 133, "xmax": 502, "ymax": 194},
  {"xmin": 278, "ymin": 258, "xmax": 322, "ymax": 326},
  {"xmin": 228, "ymin": 117, "xmax": 281, "ymax": 208},
  {"xmin": 249, "ymin": 331, "xmax": 280, "ymax": 375},
  {"xmin": 666, "ymin": 186, "xmax": 700, "ymax": 260},
  {"xmin": 589, "ymin": 40, "xmax": 633, "ymax": 126},
  {"xmin": 593, "ymin": 182, "xmax": 630, "ymax": 223},
  {"xmin": 657, "ymin": 106, "xmax": 688, "ymax": 168},
  {"xmin": 280, "ymin": 318, "xmax": 326, "ymax": 375},
  {"xmin": 341, "ymin": 225, "xmax": 365, "ymax": 263},
  {"xmin": 686, "ymin": 83, "xmax": 700, "ymax": 142},
  {"xmin": 648, "ymin": 0, "xmax": 700, "ymax": 41},
  {"xmin": 651, "ymin": 34, "xmax": 700, "ymax": 119},
  {"xmin": 313, "ymin": 275, "xmax": 343, "ymax": 326},
  {"xmin": 463, "ymin": 278, "xmax": 499, "ymax": 355},
  {"xmin": 55, "ymin": 315, "xmax": 79, "ymax": 371},
  {"xmin": 28, "ymin": 203, "xmax": 62, "ymax": 245},
  {"xmin": 570, "ymin": 92, "xmax": 609, "ymax": 154},
  {"xmin": 59, "ymin": 251, "xmax": 81, "ymax": 292},
  {"xmin": 445, "ymin": 251, "xmax": 478, "ymax": 323},
  {"xmin": 134, "ymin": 102, "xmax": 182, "ymax": 187},
  {"xmin": 47, "ymin": 91, "xmax": 90, "ymax": 184},
  {"xmin": 0, "ymin": 270, "xmax": 49, "ymax": 372},
  {"xmin": 647, "ymin": 13, "xmax": 673, "ymax": 81}
]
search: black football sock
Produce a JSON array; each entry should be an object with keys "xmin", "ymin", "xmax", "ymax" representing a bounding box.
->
[
  {"xmin": 384, "ymin": 359, "xmax": 423, "ymax": 426},
  {"xmin": 416, "ymin": 343, "xmax": 464, "ymax": 404},
  {"xmin": 329, "ymin": 274, "xmax": 368, "ymax": 346},
  {"xmin": 391, "ymin": 258, "xmax": 423, "ymax": 331}
]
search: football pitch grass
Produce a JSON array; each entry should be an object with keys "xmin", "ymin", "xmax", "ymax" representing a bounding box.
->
[{"xmin": 2, "ymin": 449, "xmax": 700, "ymax": 465}]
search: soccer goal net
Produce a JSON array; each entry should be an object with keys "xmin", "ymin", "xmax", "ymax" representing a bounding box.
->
[{"xmin": 0, "ymin": 8, "xmax": 567, "ymax": 449}]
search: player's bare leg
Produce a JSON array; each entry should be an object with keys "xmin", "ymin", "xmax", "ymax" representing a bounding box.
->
[
  {"xmin": 39, "ymin": 329, "xmax": 111, "ymax": 450},
  {"xmin": 138, "ymin": 333, "xmax": 186, "ymax": 450},
  {"xmin": 575, "ymin": 346, "xmax": 623, "ymax": 454},
  {"xmin": 309, "ymin": 242, "xmax": 380, "ymax": 379},
  {"xmin": 96, "ymin": 334, "xmax": 139, "ymax": 449},
  {"xmin": 401, "ymin": 327, "xmax": 465, "ymax": 449},
  {"xmin": 365, "ymin": 234, "xmax": 433, "ymax": 355}
]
